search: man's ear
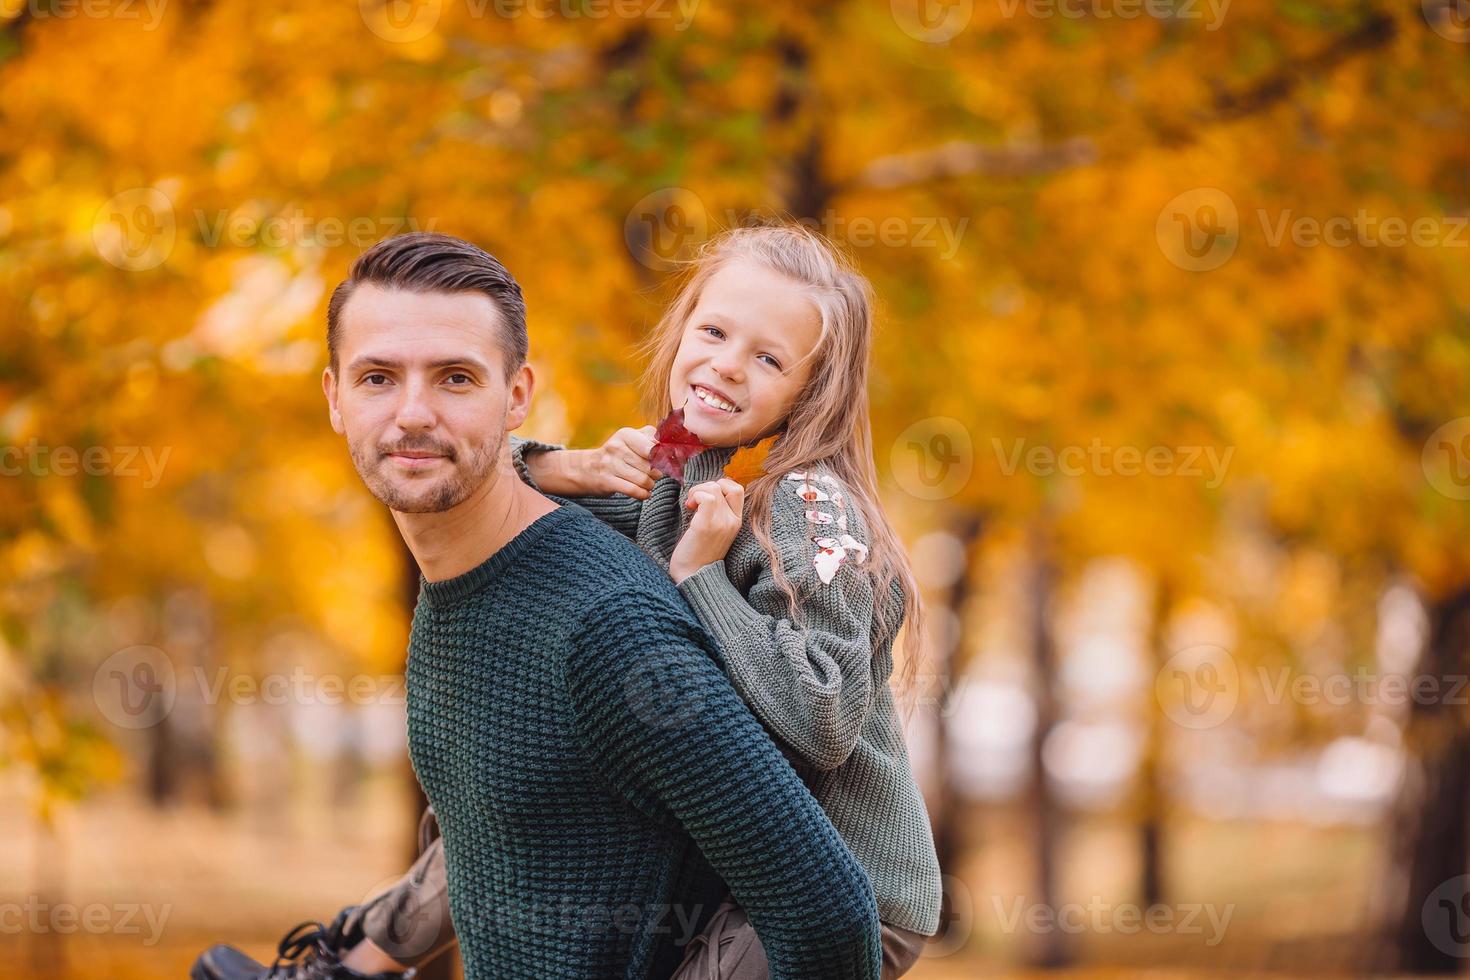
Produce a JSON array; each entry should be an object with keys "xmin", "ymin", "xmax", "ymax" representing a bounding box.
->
[
  {"xmin": 322, "ymin": 366, "xmax": 345, "ymax": 435},
  {"xmin": 505, "ymin": 362, "xmax": 535, "ymax": 431}
]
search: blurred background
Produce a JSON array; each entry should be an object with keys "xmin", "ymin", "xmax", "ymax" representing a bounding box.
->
[{"xmin": 3, "ymin": 0, "xmax": 1470, "ymax": 977}]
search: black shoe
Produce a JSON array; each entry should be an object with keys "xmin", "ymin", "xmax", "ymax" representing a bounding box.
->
[{"xmin": 190, "ymin": 907, "xmax": 410, "ymax": 980}]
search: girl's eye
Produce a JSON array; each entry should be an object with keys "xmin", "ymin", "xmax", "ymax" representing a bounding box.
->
[
  {"xmin": 759, "ymin": 355, "xmax": 781, "ymax": 370},
  {"xmin": 700, "ymin": 325, "xmax": 724, "ymax": 339}
]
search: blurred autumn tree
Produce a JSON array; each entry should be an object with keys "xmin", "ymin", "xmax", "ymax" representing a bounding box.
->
[{"xmin": 2, "ymin": 0, "xmax": 1468, "ymax": 970}]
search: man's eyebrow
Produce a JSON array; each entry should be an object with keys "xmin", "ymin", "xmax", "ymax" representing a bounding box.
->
[
  {"xmin": 345, "ymin": 355, "xmax": 400, "ymax": 373},
  {"xmin": 425, "ymin": 357, "xmax": 492, "ymax": 372},
  {"xmin": 345, "ymin": 355, "xmax": 493, "ymax": 373}
]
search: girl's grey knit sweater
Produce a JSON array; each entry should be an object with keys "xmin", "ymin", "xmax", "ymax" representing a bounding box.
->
[{"xmin": 512, "ymin": 435, "xmax": 943, "ymax": 936}]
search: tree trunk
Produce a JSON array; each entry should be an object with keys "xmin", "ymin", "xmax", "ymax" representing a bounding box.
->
[
  {"xmin": 1026, "ymin": 524, "xmax": 1068, "ymax": 968},
  {"xmin": 928, "ymin": 514, "xmax": 983, "ymax": 950},
  {"xmin": 1138, "ymin": 578, "xmax": 1171, "ymax": 910},
  {"xmin": 1387, "ymin": 585, "xmax": 1470, "ymax": 974}
]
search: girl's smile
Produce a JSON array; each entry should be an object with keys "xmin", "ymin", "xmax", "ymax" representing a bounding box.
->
[{"xmin": 689, "ymin": 382, "xmax": 741, "ymax": 415}]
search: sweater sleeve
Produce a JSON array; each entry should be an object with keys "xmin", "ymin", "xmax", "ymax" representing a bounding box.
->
[
  {"xmin": 508, "ymin": 434, "xmax": 644, "ymax": 541},
  {"xmin": 562, "ymin": 591, "xmax": 883, "ymax": 980},
  {"xmin": 675, "ymin": 471, "xmax": 889, "ymax": 771}
]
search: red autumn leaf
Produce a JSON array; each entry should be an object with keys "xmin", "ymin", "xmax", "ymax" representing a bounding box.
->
[{"xmin": 649, "ymin": 406, "xmax": 709, "ymax": 483}]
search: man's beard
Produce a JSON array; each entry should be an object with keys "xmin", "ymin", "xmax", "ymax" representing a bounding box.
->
[{"xmin": 350, "ymin": 426, "xmax": 503, "ymax": 514}]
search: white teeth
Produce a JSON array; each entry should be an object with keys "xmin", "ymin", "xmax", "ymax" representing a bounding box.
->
[{"xmin": 694, "ymin": 386, "xmax": 738, "ymax": 413}]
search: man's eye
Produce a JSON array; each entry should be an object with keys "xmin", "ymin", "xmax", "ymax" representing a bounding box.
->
[
  {"xmin": 446, "ymin": 374, "xmax": 472, "ymax": 385},
  {"xmin": 365, "ymin": 374, "xmax": 391, "ymax": 385}
]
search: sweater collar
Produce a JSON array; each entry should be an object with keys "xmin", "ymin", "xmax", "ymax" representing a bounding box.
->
[
  {"xmin": 417, "ymin": 504, "xmax": 576, "ymax": 608},
  {"xmin": 680, "ymin": 430, "xmax": 786, "ymax": 486},
  {"xmin": 682, "ymin": 444, "xmax": 739, "ymax": 486}
]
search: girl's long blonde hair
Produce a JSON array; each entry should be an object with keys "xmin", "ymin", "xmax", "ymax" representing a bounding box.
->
[{"xmin": 636, "ymin": 220, "xmax": 926, "ymax": 697}]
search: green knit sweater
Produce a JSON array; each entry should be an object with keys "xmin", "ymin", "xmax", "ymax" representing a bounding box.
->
[
  {"xmin": 511, "ymin": 436, "xmax": 944, "ymax": 936},
  {"xmin": 405, "ymin": 503, "xmax": 883, "ymax": 980}
]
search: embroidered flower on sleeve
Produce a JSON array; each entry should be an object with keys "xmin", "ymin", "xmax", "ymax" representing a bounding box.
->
[
  {"xmin": 812, "ymin": 538, "xmax": 845, "ymax": 584},
  {"xmin": 836, "ymin": 533, "xmax": 868, "ymax": 564},
  {"xmin": 811, "ymin": 534, "xmax": 868, "ymax": 584},
  {"xmin": 787, "ymin": 467, "xmax": 866, "ymax": 584},
  {"xmin": 790, "ymin": 481, "xmax": 831, "ymax": 504}
]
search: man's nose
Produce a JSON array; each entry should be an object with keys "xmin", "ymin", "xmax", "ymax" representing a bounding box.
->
[{"xmin": 394, "ymin": 378, "xmax": 436, "ymax": 432}]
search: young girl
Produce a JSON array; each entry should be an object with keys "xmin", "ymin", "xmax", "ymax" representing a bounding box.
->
[
  {"xmin": 510, "ymin": 221, "xmax": 943, "ymax": 979},
  {"xmin": 225, "ymin": 223, "xmax": 943, "ymax": 980}
]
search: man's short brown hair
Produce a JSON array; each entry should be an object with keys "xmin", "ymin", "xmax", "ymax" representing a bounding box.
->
[{"xmin": 327, "ymin": 233, "xmax": 529, "ymax": 378}]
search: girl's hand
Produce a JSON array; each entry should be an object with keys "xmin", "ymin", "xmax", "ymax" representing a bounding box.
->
[
  {"xmin": 528, "ymin": 425, "xmax": 661, "ymax": 498},
  {"xmin": 669, "ymin": 478, "xmax": 744, "ymax": 584}
]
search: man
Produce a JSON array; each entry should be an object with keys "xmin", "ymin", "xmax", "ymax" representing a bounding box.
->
[{"xmin": 191, "ymin": 233, "xmax": 882, "ymax": 980}]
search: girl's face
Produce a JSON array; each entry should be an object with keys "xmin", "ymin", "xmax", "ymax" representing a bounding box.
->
[{"xmin": 667, "ymin": 257, "xmax": 823, "ymax": 446}]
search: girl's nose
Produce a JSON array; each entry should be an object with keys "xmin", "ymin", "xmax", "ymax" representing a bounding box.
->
[{"xmin": 710, "ymin": 357, "xmax": 743, "ymax": 384}]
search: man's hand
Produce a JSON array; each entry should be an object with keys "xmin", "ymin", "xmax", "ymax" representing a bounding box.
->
[
  {"xmin": 670, "ymin": 478, "xmax": 744, "ymax": 583},
  {"xmin": 526, "ymin": 425, "xmax": 661, "ymax": 498}
]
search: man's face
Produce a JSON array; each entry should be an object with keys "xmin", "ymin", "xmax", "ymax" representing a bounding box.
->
[{"xmin": 323, "ymin": 284, "xmax": 531, "ymax": 514}]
